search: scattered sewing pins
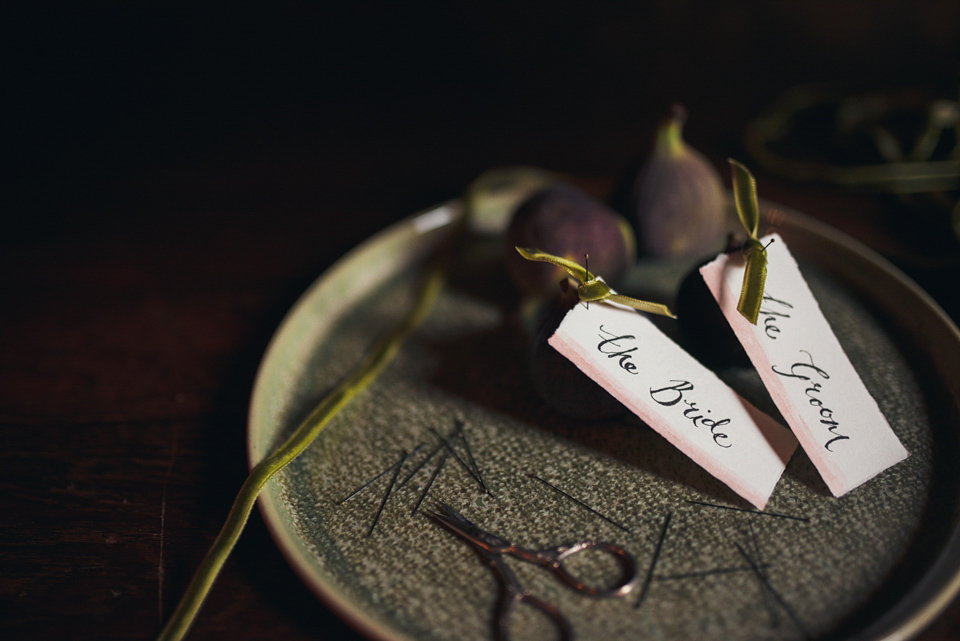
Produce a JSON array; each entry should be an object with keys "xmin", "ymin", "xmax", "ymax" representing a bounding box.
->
[
  {"xmin": 522, "ymin": 475, "xmax": 797, "ymax": 617},
  {"xmin": 524, "ymin": 472, "xmax": 674, "ymax": 610},
  {"xmin": 429, "ymin": 423, "xmax": 487, "ymax": 493},
  {"xmin": 337, "ymin": 419, "xmax": 490, "ymax": 533},
  {"xmin": 340, "ymin": 424, "xmax": 811, "ymax": 636},
  {"xmin": 671, "ymin": 498, "xmax": 810, "ymax": 636},
  {"xmin": 336, "ymin": 444, "xmax": 425, "ymax": 506},
  {"xmin": 396, "ymin": 421, "xmax": 464, "ymax": 491}
]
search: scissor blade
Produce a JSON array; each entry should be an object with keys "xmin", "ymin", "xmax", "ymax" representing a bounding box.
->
[{"xmin": 428, "ymin": 502, "xmax": 510, "ymax": 551}]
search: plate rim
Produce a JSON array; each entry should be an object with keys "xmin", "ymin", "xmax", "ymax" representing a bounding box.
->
[
  {"xmin": 248, "ymin": 200, "xmax": 465, "ymax": 641},
  {"xmin": 247, "ymin": 197, "xmax": 960, "ymax": 641}
]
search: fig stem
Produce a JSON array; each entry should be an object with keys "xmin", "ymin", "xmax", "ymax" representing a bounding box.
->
[{"xmin": 658, "ymin": 104, "xmax": 689, "ymax": 158}]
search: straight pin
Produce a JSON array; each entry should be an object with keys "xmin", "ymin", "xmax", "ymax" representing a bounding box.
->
[
  {"xmin": 396, "ymin": 443, "xmax": 441, "ymax": 490},
  {"xmin": 337, "ymin": 458, "xmax": 401, "ymax": 505},
  {"xmin": 527, "ymin": 474, "xmax": 630, "ymax": 532},
  {"xmin": 748, "ymin": 520, "xmax": 781, "ymax": 627},
  {"xmin": 397, "ymin": 422, "xmax": 462, "ymax": 490},
  {"xmin": 657, "ymin": 563, "xmax": 772, "ymax": 581},
  {"xmin": 335, "ymin": 445, "xmax": 414, "ymax": 506},
  {"xmin": 686, "ymin": 500, "xmax": 809, "ymax": 522},
  {"xmin": 410, "ymin": 450, "xmax": 450, "ymax": 516},
  {"xmin": 430, "ymin": 427, "xmax": 486, "ymax": 493},
  {"xmin": 338, "ymin": 444, "xmax": 425, "ymax": 504},
  {"xmin": 735, "ymin": 542, "xmax": 809, "ymax": 639},
  {"xmin": 367, "ymin": 450, "xmax": 407, "ymax": 537},
  {"xmin": 635, "ymin": 512, "xmax": 672, "ymax": 610},
  {"xmin": 456, "ymin": 421, "xmax": 488, "ymax": 493}
]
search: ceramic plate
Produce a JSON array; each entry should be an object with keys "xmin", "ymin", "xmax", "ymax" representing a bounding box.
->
[{"xmin": 248, "ymin": 199, "xmax": 960, "ymax": 641}]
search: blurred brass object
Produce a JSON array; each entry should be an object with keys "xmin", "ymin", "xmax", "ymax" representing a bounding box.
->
[
  {"xmin": 745, "ymin": 83, "xmax": 960, "ymax": 244},
  {"xmin": 745, "ymin": 84, "xmax": 960, "ymax": 194}
]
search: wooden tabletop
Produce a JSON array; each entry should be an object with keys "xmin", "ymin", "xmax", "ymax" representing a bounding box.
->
[{"xmin": 3, "ymin": 4, "xmax": 959, "ymax": 640}]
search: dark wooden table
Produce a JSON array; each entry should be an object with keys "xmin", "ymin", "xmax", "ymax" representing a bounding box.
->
[{"xmin": 3, "ymin": 4, "xmax": 959, "ymax": 640}]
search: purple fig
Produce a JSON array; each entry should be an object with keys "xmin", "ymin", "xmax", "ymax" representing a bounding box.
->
[
  {"xmin": 504, "ymin": 185, "xmax": 635, "ymax": 298},
  {"xmin": 529, "ymin": 279, "xmax": 627, "ymax": 420},
  {"xmin": 629, "ymin": 104, "xmax": 726, "ymax": 258}
]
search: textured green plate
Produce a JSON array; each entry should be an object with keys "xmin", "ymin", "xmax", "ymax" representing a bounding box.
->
[{"xmin": 248, "ymin": 199, "xmax": 960, "ymax": 641}]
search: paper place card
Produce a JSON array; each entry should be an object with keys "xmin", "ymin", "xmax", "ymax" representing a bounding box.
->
[
  {"xmin": 549, "ymin": 300, "xmax": 798, "ymax": 509},
  {"xmin": 699, "ymin": 233, "xmax": 908, "ymax": 496}
]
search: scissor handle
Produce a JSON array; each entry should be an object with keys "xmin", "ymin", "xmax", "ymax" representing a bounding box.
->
[
  {"xmin": 523, "ymin": 540, "xmax": 638, "ymax": 598},
  {"xmin": 491, "ymin": 556, "xmax": 573, "ymax": 641}
]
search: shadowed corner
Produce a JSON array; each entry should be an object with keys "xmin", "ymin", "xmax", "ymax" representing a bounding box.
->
[{"xmin": 423, "ymin": 317, "xmax": 763, "ymax": 510}]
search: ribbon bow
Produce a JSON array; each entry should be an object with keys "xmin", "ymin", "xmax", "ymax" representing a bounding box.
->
[
  {"xmin": 515, "ymin": 248, "xmax": 676, "ymax": 318},
  {"xmin": 729, "ymin": 159, "xmax": 770, "ymax": 325}
]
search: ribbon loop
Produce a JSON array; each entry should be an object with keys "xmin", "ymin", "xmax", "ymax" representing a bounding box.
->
[
  {"xmin": 729, "ymin": 160, "xmax": 769, "ymax": 325},
  {"xmin": 515, "ymin": 247, "xmax": 676, "ymax": 319},
  {"xmin": 578, "ymin": 279, "xmax": 612, "ymax": 302}
]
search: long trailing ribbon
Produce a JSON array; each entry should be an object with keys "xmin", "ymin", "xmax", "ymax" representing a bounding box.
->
[
  {"xmin": 156, "ymin": 258, "xmax": 448, "ymax": 641},
  {"xmin": 729, "ymin": 159, "xmax": 769, "ymax": 325},
  {"xmin": 515, "ymin": 247, "xmax": 676, "ymax": 318}
]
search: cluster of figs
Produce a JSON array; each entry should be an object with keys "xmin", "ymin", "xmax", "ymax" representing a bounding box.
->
[{"xmin": 465, "ymin": 104, "xmax": 750, "ymax": 419}]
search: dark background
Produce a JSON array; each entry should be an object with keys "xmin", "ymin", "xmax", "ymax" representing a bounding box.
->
[{"xmin": 2, "ymin": 2, "xmax": 959, "ymax": 640}]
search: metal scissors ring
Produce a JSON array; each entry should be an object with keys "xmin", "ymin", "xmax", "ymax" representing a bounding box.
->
[{"xmin": 429, "ymin": 502, "xmax": 638, "ymax": 641}]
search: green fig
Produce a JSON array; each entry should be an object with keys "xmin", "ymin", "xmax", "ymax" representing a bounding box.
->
[
  {"xmin": 465, "ymin": 166, "xmax": 561, "ymax": 235},
  {"xmin": 504, "ymin": 185, "xmax": 636, "ymax": 298},
  {"xmin": 630, "ymin": 104, "xmax": 726, "ymax": 258}
]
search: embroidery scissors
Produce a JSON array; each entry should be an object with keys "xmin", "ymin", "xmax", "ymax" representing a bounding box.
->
[{"xmin": 429, "ymin": 502, "xmax": 638, "ymax": 641}]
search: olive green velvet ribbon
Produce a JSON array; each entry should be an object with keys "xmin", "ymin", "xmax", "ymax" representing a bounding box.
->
[
  {"xmin": 515, "ymin": 247, "xmax": 676, "ymax": 318},
  {"xmin": 156, "ymin": 259, "xmax": 447, "ymax": 641},
  {"xmin": 729, "ymin": 159, "xmax": 769, "ymax": 325}
]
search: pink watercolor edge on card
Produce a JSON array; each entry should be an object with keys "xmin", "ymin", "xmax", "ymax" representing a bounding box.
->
[
  {"xmin": 698, "ymin": 253, "xmax": 845, "ymax": 494},
  {"xmin": 699, "ymin": 243, "xmax": 908, "ymax": 496},
  {"xmin": 549, "ymin": 323, "xmax": 785, "ymax": 509}
]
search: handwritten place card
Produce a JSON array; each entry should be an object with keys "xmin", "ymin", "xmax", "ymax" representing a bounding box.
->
[
  {"xmin": 699, "ymin": 233, "xmax": 909, "ymax": 497},
  {"xmin": 549, "ymin": 300, "xmax": 798, "ymax": 509}
]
